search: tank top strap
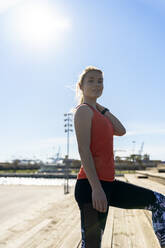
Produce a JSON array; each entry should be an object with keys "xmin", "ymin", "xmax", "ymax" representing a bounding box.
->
[
  {"xmin": 81, "ymin": 102, "xmax": 97, "ymax": 112},
  {"xmin": 75, "ymin": 103, "xmax": 100, "ymax": 114}
]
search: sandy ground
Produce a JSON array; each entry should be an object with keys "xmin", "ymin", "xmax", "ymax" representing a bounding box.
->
[{"xmin": 0, "ymin": 184, "xmax": 81, "ymax": 248}]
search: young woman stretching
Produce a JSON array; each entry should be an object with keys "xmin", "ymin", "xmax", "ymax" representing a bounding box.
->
[{"xmin": 73, "ymin": 65, "xmax": 165, "ymax": 248}]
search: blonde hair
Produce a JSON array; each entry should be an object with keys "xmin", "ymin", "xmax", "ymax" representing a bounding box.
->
[{"xmin": 70, "ymin": 66, "xmax": 103, "ymax": 114}]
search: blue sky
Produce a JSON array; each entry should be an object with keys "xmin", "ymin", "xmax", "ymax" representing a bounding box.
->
[{"xmin": 0, "ymin": 0, "xmax": 165, "ymax": 162}]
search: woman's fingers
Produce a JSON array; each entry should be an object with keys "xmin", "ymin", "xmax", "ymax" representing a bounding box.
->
[
  {"xmin": 93, "ymin": 199, "xmax": 107, "ymax": 212},
  {"xmin": 92, "ymin": 199, "xmax": 96, "ymax": 210},
  {"xmin": 92, "ymin": 189, "xmax": 108, "ymax": 212},
  {"xmin": 101, "ymin": 203, "xmax": 107, "ymax": 212}
]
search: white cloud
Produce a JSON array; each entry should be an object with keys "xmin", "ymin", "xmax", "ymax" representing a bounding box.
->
[{"xmin": 125, "ymin": 122, "xmax": 165, "ymax": 136}]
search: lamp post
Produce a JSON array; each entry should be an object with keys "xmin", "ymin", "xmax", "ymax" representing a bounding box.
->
[
  {"xmin": 132, "ymin": 140, "xmax": 136, "ymax": 165},
  {"xmin": 132, "ymin": 141, "xmax": 136, "ymax": 155},
  {"xmin": 64, "ymin": 113, "xmax": 73, "ymax": 194}
]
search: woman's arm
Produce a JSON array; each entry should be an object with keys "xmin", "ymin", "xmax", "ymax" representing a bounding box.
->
[
  {"xmin": 74, "ymin": 105, "xmax": 103, "ymax": 191},
  {"xmin": 74, "ymin": 105, "xmax": 108, "ymax": 212},
  {"xmin": 96, "ymin": 103, "xmax": 126, "ymax": 136},
  {"xmin": 79, "ymin": 148, "xmax": 103, "ymax": 190}
]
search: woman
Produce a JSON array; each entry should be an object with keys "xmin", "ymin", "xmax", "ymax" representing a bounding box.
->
[{"xmin": 73, "ymin": 65, "xmax": 165, "ymax": 248}]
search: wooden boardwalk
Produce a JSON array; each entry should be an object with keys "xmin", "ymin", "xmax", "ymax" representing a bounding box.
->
[{"xmin": 1, "ymin": 172, "xmax": 164, "ymax": 248}]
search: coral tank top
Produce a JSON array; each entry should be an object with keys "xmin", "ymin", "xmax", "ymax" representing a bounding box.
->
[{"xmin": 76, "ymin": 103, "xmax": 115, "ymax": 182}]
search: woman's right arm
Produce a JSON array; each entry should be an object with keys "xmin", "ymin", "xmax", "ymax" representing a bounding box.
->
[
  {"xmin": 74, "ymin": 105, "xmax": 108, "ymax": 212},
  {"xmin": 74, "ymin": 105, "xmax": 102, "ymax": 190}
]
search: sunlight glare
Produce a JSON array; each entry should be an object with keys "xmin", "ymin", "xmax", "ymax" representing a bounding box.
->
[{"xmin": 5, "ymin": 1, "xmax": 71, "ymax": 53}]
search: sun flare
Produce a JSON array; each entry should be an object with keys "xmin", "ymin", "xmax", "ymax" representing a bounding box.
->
[{"xmin": 5, "ymin": 1, "xmax": 71, "ymax": 52}]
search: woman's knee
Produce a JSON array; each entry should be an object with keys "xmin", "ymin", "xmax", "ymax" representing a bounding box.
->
[{"xmin": 145, "ymin": 191, "xmax": 165, "ymax": 212}]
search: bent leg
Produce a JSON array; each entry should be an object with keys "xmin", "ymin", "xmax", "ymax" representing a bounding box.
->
[
  {"xmin": 106, "ymin": 179, "xmax": 165, "ymax": 247},
  {"xmin": 79, "ymin": 203, "xmax": 109, "ymax": 248},
  {"xmin": 107, "ymin": 179, "xmax": 156, "ymax": 209}
]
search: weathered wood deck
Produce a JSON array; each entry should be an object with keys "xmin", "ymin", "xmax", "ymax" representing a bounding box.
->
[
  {"xmin": 1, "ymin": 172, "xmax": 164, "ymax": 248},
  {"xmin": 135, "ymin": 170, "xmax": 165, "ymax": 186}
]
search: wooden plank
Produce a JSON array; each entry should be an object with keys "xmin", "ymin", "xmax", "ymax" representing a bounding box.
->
[
  {"xmin": 112, "ymin": 207, "xmax": 132, "ymax": 248},
  {"xmin": 102, "ymin": 207, "xmax": 114, "ymax": 248},
  {"xmin": 134, "ymin": 209, "xmax": 160, "ymax": 247},
  {"xmin": 124, "ymin": 173, "xmax": 165, "ymax": 248},
  {"xmin": 124, "ymin": 174, "xmax": 165, "ymax": 194},
  {"xmin": 136, "ymin": 171, "xmax": 165, "ymax": 185},
  {"xmin": 136, "ymin": 171, "xmax": 165, "ymax": 179}
]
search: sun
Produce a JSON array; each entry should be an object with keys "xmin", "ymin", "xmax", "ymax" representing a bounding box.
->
[{"xmin": 5, "ymin": 1, "xmax": 71, "ymax": 52}]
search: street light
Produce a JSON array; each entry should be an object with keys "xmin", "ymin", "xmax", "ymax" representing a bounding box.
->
[
  {"xmin": 132, "ymin": 141, "xmax": 136, "ymax": 155},
  {"xmin": 64, "ymin": 113, "xmax": 73, "ymax": 194}
]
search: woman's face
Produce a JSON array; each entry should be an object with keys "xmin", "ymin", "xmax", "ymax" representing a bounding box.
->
[{"xmin": 81, "ymin": 70, "xmax": 104, "ymax": 98}]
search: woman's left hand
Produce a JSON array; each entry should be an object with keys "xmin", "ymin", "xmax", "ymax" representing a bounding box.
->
[{"xmin": 96, "ymin": 102, "xmax": 106, "ymax": 112}]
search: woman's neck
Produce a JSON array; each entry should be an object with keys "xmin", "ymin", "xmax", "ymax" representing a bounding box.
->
[{"xmin": 82, "ymin": 101, "xmax": 97, "ymax": 110}]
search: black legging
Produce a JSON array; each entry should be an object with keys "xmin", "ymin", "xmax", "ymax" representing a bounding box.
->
[{"xmin": 74, "ymin": 178, "xmax": 165, "ymax": 248}]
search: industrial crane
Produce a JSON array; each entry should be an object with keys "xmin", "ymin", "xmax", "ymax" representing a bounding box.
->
[{"xmin": 138, "ymin": 142, "xmax": 144, "ymax": 156}]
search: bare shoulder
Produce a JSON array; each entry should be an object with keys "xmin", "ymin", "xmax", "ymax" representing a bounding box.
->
[
  {"xmin": 74, "ymin": 105, "xmax": 93, "ymax": 151},
  {"xmin": 74, "ymin": 104, "xmax": 93, "ymax": 120}
]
